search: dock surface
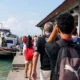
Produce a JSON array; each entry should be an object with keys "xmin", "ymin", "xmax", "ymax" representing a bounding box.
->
[{"xmin": 7, "ymin": 52, "xmax": 40, "ymax": 80}]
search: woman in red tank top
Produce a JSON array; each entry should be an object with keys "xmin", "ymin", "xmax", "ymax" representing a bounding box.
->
[{"xmin": 24, "ymin": 35, "xmax": 34, "ymax": 80}]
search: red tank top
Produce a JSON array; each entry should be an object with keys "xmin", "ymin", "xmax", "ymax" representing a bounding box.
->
[{"xmin": 24, "ymin": 47, "xmax": 34, "ymax": 61}]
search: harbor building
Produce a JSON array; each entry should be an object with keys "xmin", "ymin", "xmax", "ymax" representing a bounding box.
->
[{"xmin": 36, "ymin": 0, "xmax": 80, "ymax": 36}]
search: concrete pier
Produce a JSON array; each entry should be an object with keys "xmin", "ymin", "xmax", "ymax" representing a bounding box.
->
[
  {"xmin": 7, "ymin": 52, "xmax": 40, "ymax": 80},
  {"xmin": 12, "ymin": 54, "xmax": 25, "ymax": 67}
]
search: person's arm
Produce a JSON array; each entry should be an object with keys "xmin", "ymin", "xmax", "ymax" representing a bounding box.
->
[
  {"xmin": 32, "ymin": 52, "xmax": 39, "ymax": 80},
  {"xmin": 32, "ymin": 37, "xmax": 41, "ymax": 80},
  {"xmin": 48, "ymin": 25, "xmax": 59, "ymax": 42}
]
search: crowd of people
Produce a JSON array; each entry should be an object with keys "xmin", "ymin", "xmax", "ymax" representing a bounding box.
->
[{"xmin": 22, "ymin": 13, "xmax": 80, "ymax": 80}]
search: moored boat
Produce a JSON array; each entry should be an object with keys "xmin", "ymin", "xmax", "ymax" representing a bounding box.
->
[{"xmin": 0, "ymin": 27, "xmax": 19, "ymax": 56}]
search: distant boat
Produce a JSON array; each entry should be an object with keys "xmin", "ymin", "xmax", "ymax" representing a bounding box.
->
[{"xmin": 0, "ymin": 27, "xmax": 18, "ymax": 56}]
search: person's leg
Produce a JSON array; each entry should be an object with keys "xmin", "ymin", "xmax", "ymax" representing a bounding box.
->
[
  {"xmin": 24, "ymin": 62, "xmax": 29, "ymax": 78},
  {"xmin": 28, "ymin": 61, "xmax": 32, "ymax": 80},
  {"xmin": 40, "ymin": 70, "xmax": 51, "ymax": 80}
]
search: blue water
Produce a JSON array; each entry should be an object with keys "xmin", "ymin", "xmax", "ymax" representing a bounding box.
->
[{"xmin": 0, "ymin": 59, "xmax": 13, "ymax": 80}]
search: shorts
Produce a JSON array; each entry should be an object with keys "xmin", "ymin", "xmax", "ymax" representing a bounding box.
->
[{"xmin": 40, "ymin": 69, "xmax": 51, "ymax": 80}]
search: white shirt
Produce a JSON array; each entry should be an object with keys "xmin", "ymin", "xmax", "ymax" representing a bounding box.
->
[
  {"xmin": 23, "ymin": 43, "xmax": 26, "ymax": 54},
  {"xmin": 72, "ymin": 35, "xmax": 77, "ymax": 42},
  {"xmin": 1, "ymin": 31, "xmax": 5, "ymax": 38}
]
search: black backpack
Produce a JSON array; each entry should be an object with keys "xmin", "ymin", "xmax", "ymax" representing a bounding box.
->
[{"xmin": 54, "ymin": 39, "xmax": 80, "ymax": 80}]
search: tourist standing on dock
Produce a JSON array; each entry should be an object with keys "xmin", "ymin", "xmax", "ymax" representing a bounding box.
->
[
  {"xmin": 45, "ymin": 13, "xmax": 80, "ymax": 80},
  {"xmin": 33, "ymin": 35, "xmax": 38, "ymax": 49},
  {"xmin": 23, "ymin": 36, "xmax": 27, "ymax": 64},
  {"xmin": 32, "ymin": 22, "xmax": 53, "ymax": 80},
  {"xmin": 23, "ymin": 36, "xmax": 27, "ymax": 55},
  {"xmin": 24, "ymin": 35, "xmax": 34, "ymax": 80}
]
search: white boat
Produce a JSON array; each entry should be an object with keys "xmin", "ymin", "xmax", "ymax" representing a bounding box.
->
[{"xmin": 0, "ymin": 27, "xmax": 18, "ymax": 56}]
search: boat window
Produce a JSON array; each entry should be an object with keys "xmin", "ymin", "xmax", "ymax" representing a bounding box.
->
[{"xmin": 6, "ymin": 40, "xmax": 13, "ymax": 43}]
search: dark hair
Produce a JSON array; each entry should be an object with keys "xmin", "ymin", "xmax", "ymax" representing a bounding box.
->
[
  {"xmin": 57, "ymin": 13, "xmax": 74, "ymax": 34},
  {"xmin": 72, "ymin": 28, "xmax": 77, "ymax": 35},
  {"xmin": 27, "ymin": 35, "xmax": 33, "ymax": 48}
]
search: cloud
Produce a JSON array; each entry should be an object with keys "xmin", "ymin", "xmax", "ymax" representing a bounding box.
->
[
  {"xmin": 2, "ymin": 17, "xmax": 19, "ymax": 28},
  {"xmin": 0, "ymin": 17, "xmax": 41, "ymax": 36},
  {"xmin": 1, "ymin": 17, "xmax": 21, "ymax": 36}
]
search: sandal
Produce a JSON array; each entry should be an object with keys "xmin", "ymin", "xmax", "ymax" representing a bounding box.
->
[{"xmin": 24, "ymin": 75, "xmax": 28, "ymax": 78}]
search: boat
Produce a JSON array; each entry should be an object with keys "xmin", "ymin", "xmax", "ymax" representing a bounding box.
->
[{"xmin": 0, "ymin": 27, "xmax": 18, "ymax": 56}]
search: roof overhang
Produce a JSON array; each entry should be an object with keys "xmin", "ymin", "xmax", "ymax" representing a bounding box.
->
[{"xmin": 36, "ymin": 0, "xmax": 78, "ymax": 27}]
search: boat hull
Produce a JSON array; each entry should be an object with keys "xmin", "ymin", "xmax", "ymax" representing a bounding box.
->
[
  {"xmin": 0, "ymin": 48, "xmax": 17, "ymax": 58},
  {"xmin": 0, "ymin": 51, "xmax": 16, "ymax": 55}
]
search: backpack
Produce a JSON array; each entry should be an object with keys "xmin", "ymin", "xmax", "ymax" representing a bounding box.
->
[{"xmin": 54, "ymin": 40, "xmax": 80, "ymax": 80}]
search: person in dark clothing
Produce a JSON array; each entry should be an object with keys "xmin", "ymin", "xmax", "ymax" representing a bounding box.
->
[
  {"xmin": 32, "ymin": 22, "xmax": 53, "ymax": 80},
  {"xmin": 2, "ymin": 37, "xmax": 7, "ymax": 47},
  {"xmin": 45, "ymin": 13, "xmax": 75, "ymax": 80}
]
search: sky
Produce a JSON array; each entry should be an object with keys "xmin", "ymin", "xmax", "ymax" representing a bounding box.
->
[{"xmin": 0, "ymin": 0, "xmax": 64, "ymax": 37}]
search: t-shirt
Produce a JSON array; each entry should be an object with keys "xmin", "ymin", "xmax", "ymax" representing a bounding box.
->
[
  {"xmin": 23, "ymin": 43, "xmax": 26, "ymax": 54},
  {"xmin": 72, "ymin": 36, "xmax": 80, "ymax": 45},
  {"xmin": 20, "ymin": 43, "xmax": 23, "ymax": 49},
  {"xmin": 35, "ymin": 35, "xmax": 51, "ymax": 70},
  {"xmin": 72, "ymin": 35, "xmax": 77, "ymax": 42},
  {"xmin": 33, "ymin": 37, "xmax": 38, "ymax": 49},
  {"xmin": 45, "ymin": 39, "xmax": 73, "ymax": 80}
]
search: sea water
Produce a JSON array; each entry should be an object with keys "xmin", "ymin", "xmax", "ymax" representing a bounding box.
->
[{"xmin": 0, "ymin": 58, "xmax": 13, "ymax": 80}]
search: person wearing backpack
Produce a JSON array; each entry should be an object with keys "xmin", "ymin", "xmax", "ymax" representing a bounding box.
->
[
  {"xmin": 32, "ymin": 22, "xmax": 53, "ymax": 80},
  {"xmin": 45, "ymin": 13, "xmax": 80, "ymax": 80},
  {"xmin": 24, "ymin": 35, "xmax": 34, "ymax": 80}
]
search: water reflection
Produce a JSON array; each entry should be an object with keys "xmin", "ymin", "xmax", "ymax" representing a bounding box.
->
[{"xmin": 0, "ymin": 56, "xmax": 13, "ymax": 80}]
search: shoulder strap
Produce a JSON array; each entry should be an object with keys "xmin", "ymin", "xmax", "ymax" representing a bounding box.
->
[{"xmin": 54, "ymin": 41, "xmax": 61, "ymax": 75}]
